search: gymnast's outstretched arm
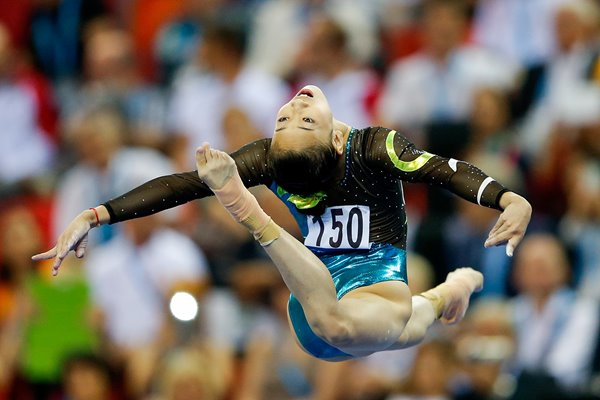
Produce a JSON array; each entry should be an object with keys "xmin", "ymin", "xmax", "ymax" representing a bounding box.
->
[
  {"xmin": 32, "ymin": 139, "xmax": 273, "ymax": 274},
  {"xmin": 366, "ymin": 128, "xmax": 532, "ymax": 256}
]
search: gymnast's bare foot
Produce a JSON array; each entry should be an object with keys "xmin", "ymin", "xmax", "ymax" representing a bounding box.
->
[
  {"xmin": 439, "ymin": 267, "xmax": 483, "ymax": 325},
  {"xmin": 195, "ymin": 143, "xmax": 237, "ymax": 190}
]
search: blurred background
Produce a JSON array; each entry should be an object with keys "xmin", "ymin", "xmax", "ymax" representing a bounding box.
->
[{"xmin": 0, "ymin": 0, "xmax": 599, "ymax": 399}]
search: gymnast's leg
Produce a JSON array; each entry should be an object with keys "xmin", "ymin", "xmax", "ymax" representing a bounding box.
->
[
  {"xmin": 196, "ymin": 145, "xmax": 412, "ymax": 355},
  {"xmin": 388, "ymin": 268, "xmax": 483, "ymax": 350}
]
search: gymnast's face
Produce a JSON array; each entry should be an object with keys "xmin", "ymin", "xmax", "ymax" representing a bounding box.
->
[
  {"xmin": 272, "ymin": 85, "xmax": 334, "ymax": 151},
  {"xmin": 269, "ymin": 85, "xmax": 342, "ymax": 196}
]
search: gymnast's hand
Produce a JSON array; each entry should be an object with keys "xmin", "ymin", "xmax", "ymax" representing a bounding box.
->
[
  {"xmin": 195, "ymin": 143, "xmax": 236, "ymax": 190},
  {"xmin": 484, "ymin": 192, "xmax": 532, "ymax": 257},
  {"xmin": 32, "ymin": 207, "xmax": 106, "ymax": 276}
]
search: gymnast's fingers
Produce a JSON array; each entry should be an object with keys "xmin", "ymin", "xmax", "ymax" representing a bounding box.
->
[
  {"xmin": 506, "ymin": 237, "xmax": 517, "ymax": 257},
  {"xmin": 52, "ymin": 251, "xmax": 67, "ymax": 276},
  {"xmin": 75, "ymin": 234, "xmax": 89, "ymax": 258},
  {"xmin": 32, "ymin": 247, "xmax": 57, "ymax": 261},
  {"xmin": 487, "ymin": 214, "xmax": 505, "ymax": 239},
  {"xmin": 506, "ymin": 228, "xmax": 526, "ymax": 256},
  {"xmin": 485, "ymin": 228, "xmax": 512, "ymax": 248}
]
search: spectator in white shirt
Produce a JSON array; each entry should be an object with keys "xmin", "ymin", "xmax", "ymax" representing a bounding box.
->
[
  {"xmin": 59, "ymin": 23, "xmax": 168, "ymax": 150},
  {"xmin": 85, "ymin": 221, "xmax": 208, "ymax": 350},
  {"xmin": 246, "ymin": 0, "xmax": 379, "ymax": 79},
  {"xmin": 472, "ymin": 0, "xmax": 571, "ymax": 67},
  {"xmin": 0, "ymin": 23, "xmax": 54, "ymax": 188},
  {"xmin": 510, "ymin": 234, "xmax": 600, "ymax": 391},
  {"xmin": 517, "ymin": 0, "xmax": 600, "ymax": 161},
  {"xmin": 377, "ymin": 0, "xmax": 517, "ymax": 142}
]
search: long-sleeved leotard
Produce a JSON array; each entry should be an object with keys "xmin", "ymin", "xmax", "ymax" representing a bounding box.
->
[{"xmin": 103, "ymin": 127, "xmax": 507, "ymax": 249}]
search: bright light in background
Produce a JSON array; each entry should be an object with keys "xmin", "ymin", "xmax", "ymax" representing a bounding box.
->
[{"xmin": 169, "ymin": 291, "xmax": 198, "ymax": 321}]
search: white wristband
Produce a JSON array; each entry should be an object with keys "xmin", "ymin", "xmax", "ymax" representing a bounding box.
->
[{"xmin": 476, "ymin": 177, "xmax": 495, "ymax": 206}]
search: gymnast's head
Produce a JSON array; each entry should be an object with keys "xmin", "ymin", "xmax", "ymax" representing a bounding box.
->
[{"xmin": 269, "ymin": 85, "xmax": 344, "ymax": 196}]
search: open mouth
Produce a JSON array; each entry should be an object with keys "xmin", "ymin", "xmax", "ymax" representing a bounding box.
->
[{"xmin": 297, "ymin": 89, "xmax": 314, "ymax": 98}]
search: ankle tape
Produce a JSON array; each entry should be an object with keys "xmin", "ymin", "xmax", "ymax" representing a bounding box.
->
[
  {"xmin": 248, "ymin": 218, "xmax": 280, "ymax": 246},
  {"xmin": 419, "ymin": 291, "xmax": 445, "ymax": 319}
]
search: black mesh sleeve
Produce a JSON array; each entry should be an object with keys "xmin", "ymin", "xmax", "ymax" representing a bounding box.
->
[
  {"xmin": 104, "ymin": 139, "xmax": 273, "ymax": 223},
  {"xmin": 365, "ymin": 128, "xmax": 508, "ymax": 210}
]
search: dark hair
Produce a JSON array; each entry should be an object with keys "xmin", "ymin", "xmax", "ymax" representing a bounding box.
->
[
  {"xmin": 202, "ymin": 21, "xmax": 248, "ymax": 56},
  {"xmin": 268, "ymin": 142, "xmax": 339, "ymax": 199},
  {"xmin": 62, "ymin": 352, "xmax": 114, "ymax": 383},
  {"xmin": 321, "ymin": 17, "xmax": 348, "ymax": 50},
  {"xmin": 421, "ymin": 0, "xmax": 468, "ymax": 19}
]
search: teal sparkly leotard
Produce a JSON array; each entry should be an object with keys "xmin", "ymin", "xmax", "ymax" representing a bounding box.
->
[{"xmin": 103, "ymin": 127, "xmax": 508, "ymax": 360}]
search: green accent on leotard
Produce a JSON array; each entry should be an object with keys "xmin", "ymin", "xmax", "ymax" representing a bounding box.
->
[
  {"xmin": 276, "ymin": 186, "xmax": 327, "ymax": 210},
  {"xmin": 385, "ymin": 130, "xmax": 434, "ymax": 172}
]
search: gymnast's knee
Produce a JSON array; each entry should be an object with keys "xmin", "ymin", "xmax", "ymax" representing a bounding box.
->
[
  {"xmin": 307, "ymin": 308, "xmax": 355, "ymax": 348},
  {"xmin": 307, "ymin": 303, "xmax": 411, "ymax": 349},
  {"xmin": 382, "ymin": 301, "xmax": 413, "ymax": 337}
]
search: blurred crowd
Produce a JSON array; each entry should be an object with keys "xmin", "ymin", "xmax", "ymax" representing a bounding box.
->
[{"xmin": 0, "ymin": 0, "xmax": 599, "ymax": 399}]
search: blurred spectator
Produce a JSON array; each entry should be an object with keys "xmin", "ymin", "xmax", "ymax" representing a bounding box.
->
[
  {"xmin": 246, "ymin": 0, "xmax": 379, "ymax": 79},
  {"xmin": 559, "ymin": 110, "xmax": 600, "ymax": 298},
  {"xmin": 60, "ymin": 353, "xmax": 118, "ymax": 400},
  {"xmin": 565, "ymin": 182, "xmax": 600, "ymax": 297},
  {"xmin": 0, "ymin": 205, "xmax": 98, "ymax": 399},
  {"xmin": 0, "ymin": 206, "xmax": 38, "ymax": 395},
  {"xmin": 517, "ymin": 0, "xmax": 600, "ymax": 161},
  {"xmin": 453, "ymin": 299, "xmax": 516, "ymax": 400},
  {"xmin": 245, "ymin": 0, "xmax": 307, "ymax": 79},
  {"xmin": 524, "ymin": 88, "xmax": 600, "ymax": 221},
  {"xmin": 292, "ymin": 13, "xmax": 379, "ymax": 128},
  {"xmin": 463, "ymin": 87, "xmax": 521, "ymax": 166},
  {"xmin": 153, "ymin": 0, "xmax": 226, "ymax": 86},
  {"xmin": 60, "ymin": 23, "xmax": 168, "ymax": 148},
  {"xmin": 378, "ymin": 1, "xmax": 423, "ymax": 66},
  {"xmin": 28, "ymin": 0, "xmax": 108, "ymax": 82},
  {"xmin": 167, "ymin": 21, "xmax": 289, "ymax": 168},
  {"xmin": 377, "ymin": 0, "xmax": 518, "ymax": 145},
  {"xmin": 472, "ymin": 0, "xmax": 571, "ymax": 67},
  {"xmin": 0, "ymin": 22, "xmax": 56, "ymax": 193},
  {"xmin": 200, "ymin": 260, "xmax": 280, "ymax": 354},
  {"xmin": 509, "ymin": 234, "xmax": 600, "ymax": 394},
  {"xmin": 149, "ymin": 344, "xmax": 232, "ymax": 400},
  {"xmin": 387, "ymin": 340, "xmax": 457, "ymax": 400},
  {"xmin": 128, "ymin": 0, "xmax": 187, "ymax": 81}
]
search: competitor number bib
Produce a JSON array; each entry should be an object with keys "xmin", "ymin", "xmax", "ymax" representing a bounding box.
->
[{"xmin": 305, "ymin": 205, "xmax": 370, "ymax": 250}]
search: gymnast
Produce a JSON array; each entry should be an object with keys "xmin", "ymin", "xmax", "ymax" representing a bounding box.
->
[{"xmin": 33, "ymin": 85, "xmax": 532, "ymax": 361}]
